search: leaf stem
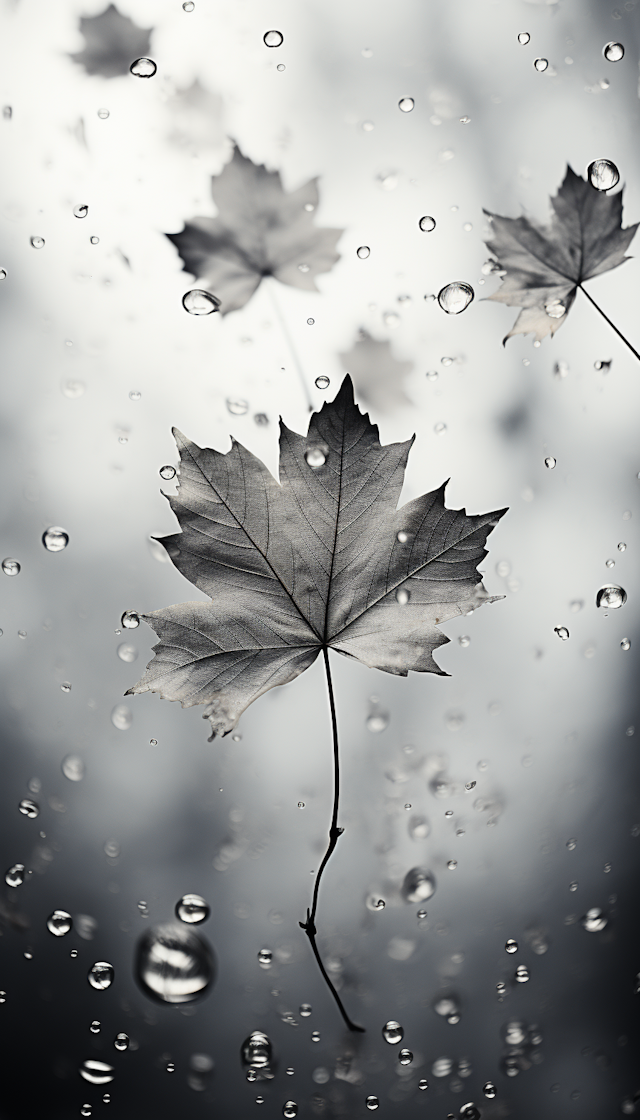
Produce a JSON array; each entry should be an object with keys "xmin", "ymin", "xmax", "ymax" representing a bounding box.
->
[
  {"xmin": 267, "ymin": 279, "xmax": 314, "ymax": 411},
  {"xmin": 299, "ymin": 647, "xmax": 365, "ymax": 1033},
  {"xmin": 579, "ymin": 284, "xmax": 640, "ymax": 363}
]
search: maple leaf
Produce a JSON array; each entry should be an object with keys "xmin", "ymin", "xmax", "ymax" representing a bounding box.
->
[
  {"xmin": 484, "ymin": 165, "xmax": 638, "ymax": 344},
  {"xmin": 70, "ymin": 3, "xmax": 152, "ymax": 78},
  {"xmin": 339, "ymin": 330, "xmax": 413, "ymax": 414},
  {"xmin": 127, "ymin": 377, "xmax": 506, "ymax": 738},
  {"xmin": 166, "ymin": 146, "xmax": 343, "ymax": 314}
]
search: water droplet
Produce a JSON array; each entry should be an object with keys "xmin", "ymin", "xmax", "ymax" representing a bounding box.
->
[
  {"xmin": 130, "ymin": 57, "xmax": 157, "ymax": 77},
  {"xmin": 299, "ymin": 1003, "xmax": 312, "ymax": 1017},
  {"xmin": 366, "ymin": 711, "xmax": 389, "ymax": 732},
  {"xmin": 183, "ymin": 1, "xmax": 195, "ymax": 9},
  {"xmin": 5, "ymin": 863, "xmax": 25, "ymax": 887},
  {"xmin": 305, "ymin": 446, "xmax": 327, "ymax": 468},
  {"xmin": 176, "ymin": 893, "xmax": 210, "ymax": 924},
  {"xmin": 311, "ymin": 1030, "xmax": 321, "ymax": 1042},
  {"xmin": 116, "ymin": 642, "xmax": 138, "ymax": 665},
  {"xmin": 226, "ymin": 397, "xmax": 249, "ymax": 416},
  {"xmin": 447, "ymin": 859, "xmax": 458, "ymax": 870},
  {"xmin": 90, "ymin": 1021, "xmax": 101, "ymax": 1034},
  {"xmin": 19, "ymin": 799, "xmax": 39, "ymax": 818},
  {"xmin": 282, "ymin": 1104, "xmax": 297, "ymax": 1119},
  {"xmin": 111, "ymin": 705, "xmax": 133, "ymax": 731},
  {"xmin": 277, "ymin": 63, "xmax": 285, "ymax": 71},
  {"xmin": 434, "ymin": 422, "xmax": 447, "ymax": 436},
  {"xmin": 258, "ymin": 948, "xmax": 272, "ymax": 969},
  {"xmin": 438, "ymin": 282, "xmax": 474, "ymax": 314},
  {"xmin": 264, "ymin": 29, "xmax": 283, "ymax": 47},
  {"xmin": 533, "ymin": 57, "xmax": 548, "ymax": 71},
  {"xmin": 366, "ymin": 1097, "xmax": 379, "ymax": 1111},
  {"xmin": 135, "ymin": 923, "xmax": 214, "ymax": 1003},
  {"xmin": 588, "ymin": 159, "xmax": 620, "ymax": 191},
  {"xmin": 120, "ymin": 610, "xmax": 140, "ymax": 629},
  {"xmin": 419, "ymin": 215, "xmax": 436, "ymax": 232},
  {"xmin": 80, "ymin": 1059, "xmax": 114, "ymax": 1085},
  {"xmin": 297, "ymin": 263, "xmax": 309, "ymax": 274},
  {"xmin": 73, "ymin": 204, "xmax": 88, "ymax": 219},
  {"xmin": 47, "ymin": 909, "xmax": 72, "ymax": 936},
  {"xmin": 569, "ymin": 880, "xmax": 579, "ymax": 892},
  {"xmin": 382, "ymin": 1020, "xmax": 404, "ymax": 1044},
  {"xmin": 401, "ymin": 866, "xmax": 436, "ymax": 905},
  {"xmin": 366, "ymin": 894, "xmax": 386, "ymax": 911},
  {"xmin": 483, "ymin": 1081, "xmax": 497, "ymax": 1099},
  {"xmin": 2, "ymin": 558, "xmax": 20, "ymax": 576},
  {"xmin": 63, "ymin": 378, "xmax": 86, "ymax": 398},
  {"xmin": 408, "ymin": 816, "xmax": 430, "ymax": 841},
  {"xmin": 605, "ymin": 558, "xmax": 616, "ymax": 570},
  {"xmin": 42, "ymin": 526, "xmax": 70, "ymax": 553},
  {"xmin": 315, "ymin": 376, "xmax": 330, "ymax": 389},
  {"xmin": 356, "ymin": 245, "xmax": 370, "ymax": 259},
  {"xmin": 297, "ymin": 801, "xmax": 305, "ymax": 809},
  {"xmin": 88, "ymin": 962, "xmax": 114, "ymax": 991},
  {"xmin": 518, "ymin": 32, "xmax": 530, "ymax": 44},
  {"xmin": 81, "ymin": 1106, "xmax": 92, "ymax": 1117},
  {"xmin": 102, "ymin": 1095, "xmax": 110, "ymax": 1105},
  {"xmin": 457, "ymin": 635, "xmax": 471, "ymax": 649},
  {"xmin": 398, "ymin": 1048, "xmax": 413, "ymax": 1065},
  {"xmin": 545, "ymin": 299, "xmax": 566, "ymax": 319},
  {"xmin": 398, "ymin": 97, "xmax": 415, "ymax": 112},
  {"xmin": 182, "ymin": 289, "xmax": 220, "ymax": 315},
  {"xmin": 396, "ymin": 587, "xmax": 410, "ymax": 605},
  {"xmin": 0, "ymin": 268, "xmax": 6, "ymax": 280},
  {"xmin": 596, "ymin": 584, "xmax": 626, "ymax": 609},
  {"xmin": 30, "ymin": 236, "xmax": 45, "ymax": 249},
  {"xmin": 97, "ymin": 108, "xmax": 110, "ymax": 119},
  {"xmin": 603, "ymin": 40, "xmax": 624, "ymax": 61},
  {"xmin": 114, "ymin": 1033, "xmax": 129, "ymax": 1051},
  {"xmin": 18, "ymin": 630, "xmax": 27, "ymax": 639},
  {"xmin": 505, "ymin": 939, "xmax": 518, "ymax": 954},
  {"xmin": 544, "ymin": 456, "xmax": 556, "ymax": 469},
  {"xmin": 306, "ymin": 318, "xmax": 315, "ymax": 326},
  {"xmin": 554, "ymin": 626, "xmax": 570, "ymax": 641},
  {"xmin": 621, "ymin": 638, "xmax": 631, "ymax": 651},
  {"xmin": 459, "ymin": 1105, "xmax": 481, "ymax": 1120},
  {"xmin": 581, "ymin": 907, "xmax": 608, "ymax": 932},
  {"xmin": 515, "ymin": 964, "xmax": 529, "ymax": 982}
]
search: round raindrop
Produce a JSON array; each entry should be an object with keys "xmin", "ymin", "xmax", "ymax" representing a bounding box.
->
[
  {"xmin": 419, "ymin": 215, "xmax": 436, "ymax": 232},
  {"xmin": 382, "ymin": 1021, "xmax": 404, "ymax": 1044},
  {"xmin": 81, "ymin": 1106, "xmax": 92, "ymax": 1118},
  {"xmin": 483, "ymin": 1081, "xmax": 497, "ymax": 1099},
  {"xmin": 554, "ymin": 626, "xmax": 569, "ymax": 641},
  {"xmin": 398, "ymin": 1048, "xmax": 413, "ymax": 1065},
  {"xmin": 0, "ymin": 269, "xmax": 6, "ymax": 279},
  {"xmin": 402, "ymin": 867, "xmax": 436, "ymax": 903},
  {"xmin": 596, "ymin": 584, "xmax": 626, "ymax": 609},
  {"xmin": 438, "ymin": 282, "xmax": 474, "ymax": 314},
  {"xmin": 175, "ymin": 893, "xmax": 210, "ymax": 924},
  {"xmin": 135, "ymin": 923, "xmax": 215, "ymax": 1003},
  {"xmin": 603, "ymin": 41, "xmax": 624, "ymax": 61},
  {"xmin": 114, "ymin": 1033, "xmax": 129, "ymax": 1052},
  {"xmin": 47, "ymin": 909, "xmax": 72, "ymax": 937},
  {"xmin": 5, "ymin": 863, "xmax": 25, "ymax": 887},
  {"xmin": 581, "ymin": 907, "xmax": 608, "ymax": 933},
  {"xmin": 518, "ymin": 32, "xmax": 530, "ymax": 44},
  {"xmin": 90, "ymin": 1022, "xmax": 101, "ymax": 1034},
  {"xmin": 130, "ymin": 57, "xmax": 157, "ymax": 78},
  {"xmin": 159, "ymin": 465, "xmax": 177, "ymax": 481},
  {"xmin": 88, "ymin": 962, "xmax": 114, "ymax": 991},
  {"xmin": 398, "ymin": 97, "xmax": 414, "ymax": 112},
  {"xmin": 447, "ymin": 859, "xmax": 458, "ymax": 870},
  {"xmin": 80, "ymin": 1059, "xmax": 114, "ymax": 1085},
  {"xmin": 111, "ymin": 705, "xmax": 133, "ymax": 731},
  {"xmin": 356, "ymin": 245, "xmax": 370, "ymax": 259},
  {"xmin": 300, "ymin": 1003, "xmax": 312, "ymax": 1017},
  {"xmin": 264, "ymin": 29, "xmax": 283, "ymax": 47},
  {"xmin": 515, "ymin": 964, "xmax": 529, "ymax": 983},
  {"xmin": 545, "ymin": 456, "xmax": 556, "ymax": 469},
  {"xmin": 19, "ymin": 799, "xmax": 39, "ymax": 818},
  {"xmin": 305, "ymin": 446, "xmax": 327, "ymax": 469},
  {"xmin": 505, "ymin": 939, "xmax": 518, "ymax": 954},
  {"xmin": 588, "ymin": 159, "xmax": 620, "ymax": 191},
  {"xmin": 42, "ymin": 527, "xmax": 69, "ymax": 552},
  {"xmin": 242, "ymin": 1031, "xmax": 272, "ymax": 1068},
  {"xmin": 258, "ymin": 948, "xmax": 272, "ymax": 969},
  {"xmin": 121, "ymin": 610, "xmax": 140, "ymax": 629},
  {"xmin": 282, "ymin": 1104, "xmax": 297, "ymax": 1119},
  {"xmin": 621, "ymin": 638, "xmax": 631, "ymax": 651},
  {"xmin": 315, "ymin": 376, "xmax": 330, "ymax": 389},
  {"xmin": 533, "ymin": 58, "xmax": 548, "ymax": 71},
  {"xmin": 306, "ymin": 318, "xmax": 315, "ymax": 326},
  {"xmin": 30, "ymin": 236, "xmax": 45, "ymax": 249},
  {"xmin": 116, "ymin": 643, "xmax": 137, "ymax": 664},
  {"xmin": 366, "ymin": 1098, "xmax": 379, "ymax": 1111},
  {"xmin": 227, "ymin": 398, "xmax": 249, "ymax": 416},
  {"xmin": 182, "ymin": 289, "xmax": 220, "ymax": 315},
  {"xmin": 419, "ymin": 1079, "xmax": 429, "ymax": 1090},
  {"xmin": 73, "ymin": 204, "xmax": 88, "ymax": 219},
  {"xmin": 183, "ymin": 1, "xmax": 195, "ymax": 9},
  {"xmin": 366, "ymin": 894, "xmax": 386, "ymax": 911},
  {"xmin": 459, "ymin": 1105, "xmax": 481, "ymax": 1120},
  {"xmin": 2, "ymin": 558, "xmax": 20, "ymax": 576}
]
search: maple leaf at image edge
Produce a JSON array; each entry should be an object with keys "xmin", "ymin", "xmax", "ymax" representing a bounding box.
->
[
  {"xmin": 484, "ymin": 165, "xmax": 638, "ymax": 344},
  {"xmin": 70, "ymin": 4, "xmax": 152, "ymax": 78},
  {"xmin": 127, "ymin": 378, "xmax": 507, "ymax": 737},
  {"xmin": 166, "ymin": 145, "xmax": 344, "ymax": 314}
]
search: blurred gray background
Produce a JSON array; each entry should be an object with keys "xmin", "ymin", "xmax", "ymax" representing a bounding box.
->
[{"xmin": 0, "ymin": 0, "xmax": 639, "ymax": 1117}]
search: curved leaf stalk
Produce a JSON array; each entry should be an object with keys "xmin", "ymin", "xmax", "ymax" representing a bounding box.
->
[
  {"xmin": 267, "ymin": 279, "xmax": 314, "ymax": 412},
  {"xmin": 299, "ymin": 647, "xmax": 365, "ymax": 1032},
  {"xmin": 579, "ymin": 285, "xmax": 640, "ymax": 364}
]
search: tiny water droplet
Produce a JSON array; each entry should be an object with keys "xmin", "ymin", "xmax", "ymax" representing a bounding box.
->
[
  {"xmin": 166, "ymin": 1062, "xmax": 175, "ymax": 1073},
  {"xmin": 81, "ymin": 1106, "xmax": 92, "ymax": 1117},
  {"xmin": 426, "ymin": 369, "xmax": 438, "ymax": 381},
  {"xmin": 111, "ymin": 705, "xmax": 133, "ymax": 731},
  {"xmin": 458, "ymin": 635, "xmax": 470, "ymax": 647},
  {"xmin": 465, "ymin": 780, "xmax": 476, "ymax": 791},
  {"xmin": 47, "ymin": 909, "xmax": 72, "ymax": 936},
  {"xmin": 183, "ymin": 1, "xmax": 195, "ymax": 9},
  {"xmin": 63, "ymin": 379, "xmax": 85, "ymax": 398},
  {"xmin": 447, "ymin": 859, "xmax": 458, "ymax": 870},
  {"xmin": 264, "ymin": 29, "xmax": 284, "ymax": 47},
  {"xmin": 258, "ymin": 948, "xmax": 272, "ymax": 969},
  {"xmin": 61, "ymin": 681, "xmax": 72, "ymax": 693},
  {"xmin": 438, "ymin": 282, "xmax": 474, "ymax": 314},
  {"xmin": 396, "ymin": 587, "xmax": 410, "ymax": 605},
  {"xmin": 73, "ymin": 204, "xmax": 88, "ymax": 219},
  {"xmin": 297, "ymin": 801, "xmax": 305, "ymax": 808},
  {"xmin": 366, "ymin": 1097, "xmax": 379, "ymax": 1111},
  {"xmin": 434, "ymin": 422, "xmax": 447, "ymax": 435},
  {"xmin": 398, "ymin": 1048, "xmax": 413, "ymax": 1065},
  {"xmin": 30, "ymin": 236, "xmax": 45, "ymax": 249},
  {"xmin": 596, "ymin": 585, "xmax": 626, "ymax": 609},
  {"xmin": 299, "ymin": 1003, "xmax": 312, "ymax": 1017},
  {"xmin": 397, "ymin": 531, "xmax": 409, "ymax": 543},
  {"xmin": 88, "ymin": 962, "xmax": 114, "ymax": 990},
  {"xmin": 0, "ymin": 268, "xmax": 6, "ymax": 280},
  {"xmin": 305, "ymin": 446, "xmax": 327, "ymax": 468},
  {"xmin": 114, "ymin": 1033, "xmax": 129, "ymax": 1051},
  {"xmin": 606, "ymin": 558, "xmax": 615, "ymax": 569},
  {"xmin": 282, "ymin": 1104, "xmax": 297, "ymax": 1119},
  {"xmin": 419, "ymin": 215, "xmax": 436, "ymax": 232},
  {"xmin": 445, "ymin": 810, "xmax": 453, "ymax": 818},
  {"xmin": 588, "ymin": 159, "xmax": 619, "ymax": 191},
  {"xmin": 554, "ymin": 626, "xmax": 569, "ymax": 640},
  {"xmin": 518, "ymin": 32, "xmax": 530, "ymax": 44},
  {"xmin": 130, "ymin": 57, "xmax": 157, "ymax": 78},
  {"xmin": 545, "ymin": 456, "xmax": 556, "ymax": 469},
  {"xmin": 227, "ymin": 398, "xmax": 249, "ymax": 416},
  {"xmin": 398, "ymin": 97, "xmax": 414, "ymax": 112},
  {"xmin": 515, "ymin": 964, "xmax": 529, "ymax": 982},
  {"xmin": 382, "ymin": 1020, "xmax": 404, "ymax": 1044},
  {"xmin": 505, "ymin": 939, "xmax": 518, "ymax": 954},
  {"xmin": 176, "ymin": 894, "xmax": 210, "ymax": 924},
  {"xmin": 533, "ymin": 58, "xmax": 548, "ymax": 71},
  {"xmin": 603, "ymin": 41, "xmax": 624, "ymax": 61},
  {"xmin": 182, "ymin": 289, "xmax": 220, "ymax": 315},
  {"xmin": 570, "ymin": 880, "xmax": 578, "ymax": 892},
  {"xmin": 311, "ymin": 1030, "xmax": 321, "ymax": 1042},
  {"xmin": 97, "ymin": 108, "xmax": 110, "ymax": 119},
  {"xmin": 545, "ymin": 299, "xmax": 566, "ymax": 319},
  {"xmin": 256, "ymin": 1095, "xmax": 265, "ymax": 1104},
  {"xmin": 5, "ymin": 863, "xmax": 25, "ymax": 887},
  {"xmin": 621, "ymin": 638, "xmax": 631, "ymax": 651},
  {"xmin": 617, "ymin": 541, "xmax": 627, "ymax": 552},
  {"xmin": 483, "ymin": 1081, "xmax": 497, "ymax": 1098},
  {"xmin": 2, "ymin": 558, "xmax": 20, "ymax": 576},
  {"xmin": 582, "ymin": 907, "xmax": 608, "ymax": 932},
  {"xmin": 496, "ymin": 981, "xmax": 506, "ymax": 997},
  {"xmin": 277, "ymin": 63, "xmax": 285, "ymax": 71},
  {"xmin": 315, "ymin": 376, "xmax": 330, "ymax": 389},
  {"xmin": 137, "ymin": 900, "xmax": 149, "ymax": 915},
  {"xmin": 19, "ymin": 799, "xmax": 39, "ymax": 818},
  {"xmin": 459, "ymin": 1105, "xmax": 481, "ymax": 1120},
  {"xmin": 306, "ymin": 318, "xmax": 315, "ymax": 326},
  {"xmin": 356, "ymin": 245, "xmax": 370, "ymax": 259},
  {"xmin": 116, "ymin": 642, "xmax": 138, "ymax": 664},
  {"xmin": 102, "ymin": 1095, "xmax": 110, "ymax": 1105}
]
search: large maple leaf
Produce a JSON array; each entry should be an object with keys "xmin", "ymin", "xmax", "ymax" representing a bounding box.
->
[
  {"xmin": 167, "ymin": 146, "xmax": 343, "ymax": 314},
  {"xmin": 70, "ymin": 4, "xmax": 152, "ymax": 79},
  {"xmin": 128, "ymin": 377, "xmax": 505, "ymax": 738},
  {"xmin": 484, "ymin": 165, "xmax": 638, "ymax": 344}
]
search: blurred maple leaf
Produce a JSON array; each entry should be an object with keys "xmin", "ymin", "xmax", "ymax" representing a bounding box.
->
[
  {"xmin": 484, "ymin": 165, "xmax": 638, "ymax": 346},
  {"xmin": 339, "ymin": 330, "xmax": 413, "ymax": 414},
  {"xmin": 165, "ymin": 81, "xmax": 225, "ymax": 155},
  {"xmin": 167, "ymin": 146, "xmax": 343, "ymax": 314},
  {"xmin": 70, "ymin": 3, "xmax": 152, "ymax": 78}
]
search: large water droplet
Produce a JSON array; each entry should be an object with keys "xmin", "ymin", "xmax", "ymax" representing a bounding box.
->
[
  {"xmin": 182, "ymin": 289, "xmax": 220, "ymax": 315},
  {"xmin": 121, "ymin": 610, "xmax": 140, "ymax": 629},
  {"xmin": 80, "ymin": 1059, "xmax": 114, "ymax": 1085},
  {"xmin": 42, "ymin": 526, "xmax": 69, "ymax": 552},
  {"xmin": 135, "ymin": 924, "xmax": 215, "ymax": 1003},
  {"xmin": 419, "ymin": 215, "xmax": 436, "ymax": 232},
  {"xmin": 116, "ymin": 642, "xmax": 137, "ymax": 664},
  {"xmin": 111, "ymin": 705, "xmax": 133, "ymax": 731},
  {"xmin": 130, "ymin": 57, "xmax": 157, "ymax": 78},
  {"xmin": 159, "ymin": 464, "xmax": 176, "ymax": 481},
  {"xmin": 175, "ymin": 893, "xmax": 210, "ymax": 924},
  {"xmin": 588, "ymin": 159, "xmax": 620, "ymax": 191},
  {"xmin": 114, "ymin": 1033, "xmax": 129, "ymax": 1051},
  {"xmin": 438, "ymin": 282, "xmax": 474, "ymax": 314},
  {"xmin": 305, "ymin": 446, "xmax": 327, "ymax": 468},
  {"xmin": 264, "ymin": 29, "xmax": 284, "ymax": 46},
  {"xmin": 505, "ymin": 938, "xmax": 518, "ymax": 954},
  {"xmin": 242, "ymin": 1031, "xmax": 272, "ymax": 1068},
  {"xmin": 5, "ymin": 863, "xmax": 25, "ymax": 887},
  {"xmin": 88, "ymin": 962, "xmax": 114, "ymax": 991},
  {"xmin": 315, "ymin": 375, "xmax": 330, "ymax": 389},
  {"xmin": 533, "ymin": 58, "xmax": 548, "ymax": 71},
  {"xmin": 483, "ymin": 1082, "xmax": 497, "ymax": 1098},
  {"xmin": 398, "ymin": 97, "xmax": 414, "ymax": 112},
  {"xmin": 382, "ymin": 1020, "xmax": 404, "ymax": 1044},
  {"xmin": 581, "ymin": 907, "xmax": 608, "ymax": 932},
  {"xmin": 366, "ymin": 1097, "xmax": 379, "ymax": 1111},
  {"xmin": 19, "ymin": 799, "xmax": 39, "ymax": 818},
  {"xmin": 402, "ymin": 867, "xmax": 436, "ymax": 903},
  {"xmin": 282, "ymin": 1104, "xmax": 297, "ymax": 1119},
  {"xmin": 398, "ymin": 1048, "xmax": 413, "ymax": 1065},
  {"xmin": 518, "ymin": 32, "xmax": 530, "ymax": 44},
  {"xmin": 545, "ymin": 299, "xmax": 566, "ymax": 319},
  {"xmin": 2, "ymin": 558, "xmax": 20, "ymax": 576},
  {"xmin": 603, "ymin": 41, "xmax": 624, "ymax": 61},
  {"xmin": 596, "ymin": 584, "xmax": 626, "ymax": 609},
  {"xmin": 47, "ymin": 909, "xmax": 72, "ymax": 936}
]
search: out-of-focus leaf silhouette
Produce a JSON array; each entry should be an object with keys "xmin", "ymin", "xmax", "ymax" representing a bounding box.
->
[
  {"xmin": 339, "ymin": 330, "xmax": 413, "ymax": 414},
  {"xmin": 484, "ymin": 165, "xmax": 638, "ymax": 344},
  {"xmin": 70, "ymin": 4, "xmax": 152, "ymax": 79},
  {"xmin": 164, "ymin": 81, "xmax": 225, "ymax": 155},
  {"xmin": 167, "ymin": 145, "xmax": 343, "ymax": 314},
  {"xmin": 128, "ymin": 377, "xmax": 505, "ymax": 737}
]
